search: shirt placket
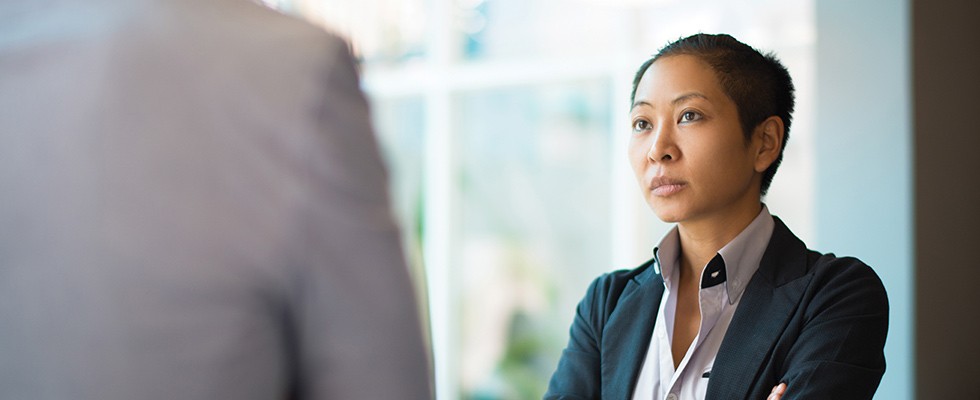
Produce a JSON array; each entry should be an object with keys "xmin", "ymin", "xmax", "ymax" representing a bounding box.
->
[{"xmin": 663, "ymin": 284, "xmax": 726, "ymax": 399}]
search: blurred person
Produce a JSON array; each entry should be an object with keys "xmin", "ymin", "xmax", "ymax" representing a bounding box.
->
[
  {"xmin": 0, "ymin": 1, "xmax": 432, "ymax": 399},
  {"xmin": 545, "ymin": 34, "xmax": 888, "ymax": 400}
]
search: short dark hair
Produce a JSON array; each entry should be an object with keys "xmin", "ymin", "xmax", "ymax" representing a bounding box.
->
[{"xmin": 630, "ymin": 33, "xmax": 795, "ymax": 195}]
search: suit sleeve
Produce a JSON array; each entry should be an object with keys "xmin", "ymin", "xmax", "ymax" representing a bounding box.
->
[
  {"xmin": 289, "ymin": 37, "xmax": 433, "ymax": 400},
  {"xmin": 545, "ymin": 276, "xmax": 606, "ymax": 400},
  {"xmin": 779, "ymin": 258, "xmax": 889, "ymax": 400}
]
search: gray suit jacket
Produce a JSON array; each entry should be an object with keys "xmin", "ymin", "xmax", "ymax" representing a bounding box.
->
[{"xmin": 0, "ymin": 1, "xmax": 432, "ymax": 399}]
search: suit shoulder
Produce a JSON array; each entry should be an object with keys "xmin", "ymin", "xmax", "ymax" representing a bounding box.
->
[
  {"xmin": 581, "ymin": 259, "xmax": 658, "ymax": 312},
  {"xmin": 807, "ymin": 251, "xmax": 883, "ymax": 283},
  {"xmin": 177, "ymin": 1, "xmax": 349, "ymax": 68},
  {"xmin": 589, "ymin": 258, "xmax": 656, "ymax": 292},
  {"xmin": 803, "ymin": 251, "xmax": 889, "ymax": 314}
]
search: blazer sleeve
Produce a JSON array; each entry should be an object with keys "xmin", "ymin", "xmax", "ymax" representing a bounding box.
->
[
  {"xmin": 288, "ymin": 37, "xmax": 433, "ymax": 400},
  {"xmin": 779, "ymin": 256, "xmax": 889, "ymax": 400},
  {"xmin": 545, "ymin": 275, "xmax": 608, "ymax": 400}
]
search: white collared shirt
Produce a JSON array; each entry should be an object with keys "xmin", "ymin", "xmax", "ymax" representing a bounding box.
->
[{"xmin": 631, "ymin": 206, "xmax": 775, "ymax": 400}]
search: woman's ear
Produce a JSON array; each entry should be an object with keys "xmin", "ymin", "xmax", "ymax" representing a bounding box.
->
[{"xmin": 754, "ymin": 116, "xmax": 785, "ymax": 173}]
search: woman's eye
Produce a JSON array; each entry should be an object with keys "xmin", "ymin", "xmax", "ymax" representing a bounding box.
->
[
  {"xmin": 632, "ymin": 119, "xmax": 650, "ymax": 132},
  {"xmin": 680, "ymin": 111, "xmax": 702, "ymax": 122}
]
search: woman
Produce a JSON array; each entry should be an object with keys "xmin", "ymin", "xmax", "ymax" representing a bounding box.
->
[{"xmin": 545, "ymin": 34, "xmax": 888, "ymax": 400}]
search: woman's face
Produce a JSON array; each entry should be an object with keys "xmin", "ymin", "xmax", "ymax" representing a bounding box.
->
[{"xmin": 628, "ymin": 54, "xmax": 763, "ymax": 225}]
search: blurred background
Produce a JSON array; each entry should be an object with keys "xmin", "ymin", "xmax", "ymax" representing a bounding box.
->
[{"xmin": 259, "ymin": 0, "xmax": 976, "ymax": 399}]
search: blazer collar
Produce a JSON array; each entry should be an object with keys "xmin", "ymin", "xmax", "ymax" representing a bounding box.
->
[
  {"xmin": 600, "ymin": 259, "xmax": 664, "ymax": 400},
  {"xmin": 754, "ymin": 216, "xmax": 810, "ymax": 286},
  {"xmin": 705, "ymin": 216, "xmax": 813, "ymax": 398},
  {"xmin": 597, "ymin": 216, "xmax": 810, "ymax": 399}
]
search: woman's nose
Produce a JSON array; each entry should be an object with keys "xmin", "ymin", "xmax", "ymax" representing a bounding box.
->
[{"xmin": 647, "ymin": 127, "xmax": 676, "ymax": 162}]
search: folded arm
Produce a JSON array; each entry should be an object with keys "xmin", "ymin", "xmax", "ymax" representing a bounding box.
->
[{"xmin": 776, "ymin": 259, "xmax": 889, "ymax": 400}]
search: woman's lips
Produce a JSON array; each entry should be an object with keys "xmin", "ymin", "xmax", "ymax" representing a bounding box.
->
[{"xmin": 650, "ymin": 177, "xmax": 686, "ymax": 196}]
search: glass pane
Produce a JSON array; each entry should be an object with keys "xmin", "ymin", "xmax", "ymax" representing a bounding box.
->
[
  {"xmin": 370, "ymin": 97, "xmax": 427, "ymax": 289},
  {"xmin": 454, "ymin": 0, "xmax": 813, "ymax": 68},
  {"xmin": 271, "ymin": 0, "xmax": 428, "ymax": 67},
  {"xmin": 630, "ymin": 0, "xmax": 815, "ymax": 63},
  {"xmin": 455, "ymin": 0, "xmax": 627, "ymax": 62},
  {"xmin": 453, "ymin": 81, "xmax": 613, "ymax": 399}
]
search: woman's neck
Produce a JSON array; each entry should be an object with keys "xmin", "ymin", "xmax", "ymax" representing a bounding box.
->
[{"xmin": 676, "ymin": 202, "xmax": 763, "ymax": 280}]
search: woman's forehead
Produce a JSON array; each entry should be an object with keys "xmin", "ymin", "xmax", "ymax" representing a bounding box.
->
[{"xmin": 634, "ymin": 55, "xmax": 727, "ymax": 107}]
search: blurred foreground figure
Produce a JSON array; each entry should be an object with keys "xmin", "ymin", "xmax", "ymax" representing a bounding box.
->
[{"xmin": 0, "ymin": 1, "xmax": 432, "ymax": 399}]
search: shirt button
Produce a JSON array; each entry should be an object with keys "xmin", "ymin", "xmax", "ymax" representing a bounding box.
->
[{"xmin": 666, "ymin": 394, "xmax": 678, "ymax": 400}]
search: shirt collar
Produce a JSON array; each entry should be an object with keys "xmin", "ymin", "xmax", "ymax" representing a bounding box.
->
[{"xmin": 652, "ymin": 205, "xmax": 775, "ymax": 304}]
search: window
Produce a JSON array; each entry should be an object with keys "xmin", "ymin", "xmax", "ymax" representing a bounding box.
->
[{"xmin": 266, "ymin": 1, "xmax": 815, "ymax": 398}]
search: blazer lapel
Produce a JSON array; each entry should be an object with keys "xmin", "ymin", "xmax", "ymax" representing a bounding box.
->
[
  {"xmin": 601, "ymin": 264, "xmax": 664, "ymax": 400},
  {"xmin": 705, "ymin": 217, "xmax": 813, "ymax": 399}
]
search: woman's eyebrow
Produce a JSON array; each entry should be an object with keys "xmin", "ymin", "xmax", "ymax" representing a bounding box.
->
[
  {"xmin": 631, "ymin": 92, "xmax": 709, "ymax": 111},
  {"xmin": 672, "ymin": 92, "xmax": 709, "ymax": 105},
  {"xmin": 630, "ymin": 100, "xmax": 652, "ymax": 111}
]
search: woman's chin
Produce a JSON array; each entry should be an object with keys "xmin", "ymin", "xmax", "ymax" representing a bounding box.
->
[{"xmin": 649, "ymin": 204, "xmax": 684, "ymax": 223}]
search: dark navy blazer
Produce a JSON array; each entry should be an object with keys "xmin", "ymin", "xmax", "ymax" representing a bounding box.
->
[{"xmin": 545, "ymin": 217, "xmax": 888, "ymax": 400}]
